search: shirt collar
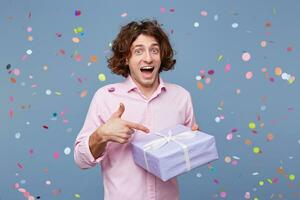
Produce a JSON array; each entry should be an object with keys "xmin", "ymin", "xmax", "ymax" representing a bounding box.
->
[{"xmin": 123, "ymin": 75, "xmax": 166, "ymax": 94}]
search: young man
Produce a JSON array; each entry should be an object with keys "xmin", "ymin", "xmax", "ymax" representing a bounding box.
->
[{"xmin": 74, "ymin": 19, "xmax": 198, "ymax": 200}]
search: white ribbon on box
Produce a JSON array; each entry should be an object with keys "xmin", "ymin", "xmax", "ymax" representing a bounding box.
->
[{"xmin": 142, "ymin": 130, "xmax": 197, "ymax": 172}]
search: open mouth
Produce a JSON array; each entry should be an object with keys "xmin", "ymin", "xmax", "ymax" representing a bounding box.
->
[{"xmin": 140, "ymin": 66, "xmax": 154, "ymax": 73}]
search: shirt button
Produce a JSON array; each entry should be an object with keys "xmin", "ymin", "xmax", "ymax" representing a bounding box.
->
[{"xmin": 108, "ymin": 87, "xmax": 115, "ymax": 92}]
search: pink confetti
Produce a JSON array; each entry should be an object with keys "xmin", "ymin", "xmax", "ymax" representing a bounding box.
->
[
  {"xmin": 200, "ymin": 10, "xmax": 208, "ymax": 16},
  {"xmin": 242, "ymin": 52, "xmax": 251, "ymax": 62},
  {"xmin": 226, "ymin": 133, "xmax": 233, "ymax": 140},
  {"xmin": 18, "ymin": 188, "xmax": 26, "ymax": 193},
  {"xmin": 224, "ymin": 64, "xmax": 231, "ymax": 72},
  {"xmin": 160, "ymin": 7, "xmax": 166, "ymax": 13},
  {"xmin": 9, "ymin": 108, "xmax": 14, "ymax": 118},
  {"xmin": 169, "ymin": 8, "xmax": 175, "ymax": 12},
  {"xmin": 17, "ymin": 162, "xmax": 24, "ymax": 169},
  {"xmin": 245, "ymin": 71, "xmax": 253, "ymax": 79},
  {"xmin": 220, "ymin": 191, "xmax": 227, "ymax": 198},
  {"xmin": 53, "ymin": 152, "xmax": 60, "ymax": 159},
  {"xmin": 9, "ymin": 96, "xmax": 14, "ymax": 102}
]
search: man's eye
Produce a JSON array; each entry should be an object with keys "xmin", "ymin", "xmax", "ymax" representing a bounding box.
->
[
  {"xmin": 134, "ymin": 49, "xmax": 143, "ymax": 54},
  {"xmin": 151, "ymin": 48, "xmax": 159, "ymax": 54}
]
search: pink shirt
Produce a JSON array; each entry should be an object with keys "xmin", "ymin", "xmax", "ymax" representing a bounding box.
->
[{"xmin": 74, "ymin": 76, "xmax": 196, "ymax": 200}]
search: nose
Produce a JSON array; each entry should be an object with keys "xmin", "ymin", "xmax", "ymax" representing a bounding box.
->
[{"xmin": 143, "ymin": 50, "xmax": 153, "ymax": 63}]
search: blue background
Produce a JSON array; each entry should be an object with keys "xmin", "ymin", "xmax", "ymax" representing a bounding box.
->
[{"xmin": 1, "ymin": 0, "xmax": 299, "ymax": 199}]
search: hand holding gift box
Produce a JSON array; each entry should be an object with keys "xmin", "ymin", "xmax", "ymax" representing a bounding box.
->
[{"xmin": 131, "ymin": 124, "xmax": 219, "ymax": 181}]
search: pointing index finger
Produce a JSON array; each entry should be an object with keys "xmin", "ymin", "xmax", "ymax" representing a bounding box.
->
[{"xmin": 124, "ymin": 120, "xmax": 149, "ymax": 133}]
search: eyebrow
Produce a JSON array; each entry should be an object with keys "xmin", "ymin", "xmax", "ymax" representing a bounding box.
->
[{"xmin": 132, "ymin": 43, "xmax": 160, "ymax": 49}]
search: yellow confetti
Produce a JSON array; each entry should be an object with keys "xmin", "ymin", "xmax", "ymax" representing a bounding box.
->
[
  {"xmin": 74, "ymin": 194, "xmax": 81, "ymax": 198},
  {"xmin": 98, "ymin": 73, "xmax": 106, "ymax": 81},
  {"xmin": 248, "ymin": 122, "xmax": 256, "ymax": 129}
]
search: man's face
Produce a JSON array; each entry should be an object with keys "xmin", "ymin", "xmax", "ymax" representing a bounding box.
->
[{"xmin": 127, "ymin": 34, "xmax": 161, "ymax": 90}]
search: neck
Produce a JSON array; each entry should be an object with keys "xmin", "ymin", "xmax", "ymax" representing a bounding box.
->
[{"xmin": 134, "ymin": 76, "xmax": 160, "ymax": 99}]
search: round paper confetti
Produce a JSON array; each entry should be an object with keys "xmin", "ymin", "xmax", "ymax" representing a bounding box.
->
[
  {"xmin": 194, "ymin": 22, "xmax": 199, "ymax": 27},
  {"xmin": 98, "ymin": 73, "xmax": 106, "ymax": 81},
  {"xmin": 242, "ymin": 52, "xmax": 251, "ymax": 62},
  {"xmin": 220, "ymin": 191, "xmax": 227, "ymax": 198},
  {"xmin": 195, "ymin": 75, "xmax": 201, "ymax": 81},
  {"xmin": 27, "ymin": 36, "xmax": 33, "ymax": 41},
  {"xmin": 260, "ymin": 40, "xmax": 267, "ymax": 48},
  {"xmin": 215, "ymin": 116, "xmax": 221, "ymax": 123},
  {"xmin": 64, "ymin": 147, "xmax": 71, "ymax": 155},
  {"xmin": 249, "ymin": 122, "xmax": 256, "ymax": 129},
  {"xmin": 121, "ymin": 12, "xmax": 128, "ymax": 17},
  {"xmin": 274, "ymin": 67, "xmax": 282, "ymax": 76},
  {"xmin": 197, "ymin": 82, "xmax": 204, "ymax": 90},
  {"xmin": 214, "ymin": 14, "xmax": 219, "ymax": 21},
  {"xmin": 259, "ymin": 180, "xmax": 264, "ymax": 186},
  {"xmin": 74, "ymin": 194, "xmax": 81, "ymax": 198},
  {"xmin": 253, "ymin": 147, "xmax": 261, "ymax": 154},
  {"xmin": 72, "ymin": 37, "xmax": 80, "ymax": 43},
  {"xmin": 53, "ymin": 152, "xmax": 59, "ymax": 159},
  {"xmin": 232, "ymin": 23, "xmax": 238, "ymax": 28},
  {"xmin": 289, "ymin": 174, "xmax": 295, "ymax": 181},
  {"xmin": 27, "ymin": 26, "xmax": 32, "ymax": 32},
  {"xmin": 196, "ymin": 173, "xmax": 202, "ymax": 178},
  {"xmin": 26, "ymin": 49, "xmax": 32, "ymax": 55},
  {"xmin": 200, "ymin": 10, "xmax": 208, "ymax": 16},
  {"xmin": 224, "ymin": 156, "xmax": 231, "ymax": 163},
  {"xmin": 46, "ymin": 180, "xmax": 51, "ymax": 185},
  {"xmin": 15, "ymin": 132, "xmax": 21, "ymax": 139},
  {"xmin": 245, "ymin": 71, "xmax": 253, "ymax": 79},
  {"xmin": 46, "ymin": 89, "xmax": 52, "ymax": 95}
]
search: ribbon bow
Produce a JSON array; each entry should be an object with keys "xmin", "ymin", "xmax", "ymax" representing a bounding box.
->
[{"xmin": 142, "ymin": 130, "xmax": 197, "ymax": 172}]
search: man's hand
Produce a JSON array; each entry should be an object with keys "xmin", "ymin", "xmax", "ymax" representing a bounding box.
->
[
  {"xmin": 191, "ymin": 124, "xmax": 200, "ymax": 131},
  {"xmin": 97, "ymin": 103, "xmax": 149, "ymax": 144}
]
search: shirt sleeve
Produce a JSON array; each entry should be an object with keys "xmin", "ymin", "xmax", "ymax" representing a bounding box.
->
[
  {"xmin": 74, "ymin": 90, "xmax": 108, "ymax": 169},
  {"xmin": 184, "ymin": 92, "xmax": 196, "ymax": 128}
]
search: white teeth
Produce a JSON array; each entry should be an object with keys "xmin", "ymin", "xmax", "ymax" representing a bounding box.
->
[{"xmin": 141, "ymin": 66, "xmax": 154, "ymax": 70}]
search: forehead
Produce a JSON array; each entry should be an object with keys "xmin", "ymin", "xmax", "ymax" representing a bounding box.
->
[{"xmin": 131, "ymin": 34, "xmax": 159, "ymax": 48}]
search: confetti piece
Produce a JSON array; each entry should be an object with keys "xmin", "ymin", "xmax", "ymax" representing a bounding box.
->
[
  {"xmin": 200, "ymin": 10, "xmax": 208, "ymax": 16},
  {"xmin": 80, "ymin": 90, "xmax": 88, "ymax": 98},
  {"xmin": 169, "ymin": 8, "xmax": 175, "ymax": 13},
  {"xmin": 253, "ymin": 147, "xmax": 261, "ymax": 154},
  {"xmin": 17, "ymin": 162, "xmax": 24, "ymax": 169},
  {"xmin": 224, "ymin": 156, "xmax": 231, "ymax": 163},
  {"xmin": 260, "ymin": 40, "xmax": 267, "ymax": 47},
  {"xmin": 249, "ymin": 122, "xmax": 256, "ymax": 129},
  {"xmin": 53, "ymin": 152, "xmax": 60, "ymax": 159},
  {"xmin": 45, "ymin": 89, "xmax": 52, "ymax": 95},
  {"xmin": 74, "ymin": 194, "xmax": 81, "ymax": 198},
  {"xmin": 9, "ymin": 108, "xmax": 14, "ymax": 118},
  {"xmin": 10, "ymin": 77, "xmax": 17, "ymax": 83},
  {"xmin": 287, "ymin": 46, "xmax": 293, "ymax": 52},
  {"xmin": 224, "ymin": 64, "xmax": 231, "ymax": 72},
  {"xmin": 26, "ymin": 49, "xmax": 32, "ymax": 55},
  {"xmin": 64, "ymin": 147, "xmax": 71, "ymax": 155},
  {"xmin": 217, "ymin": 54, "xmax": 224, "ymax": 61},
  {"xmin": 197, "ymin": 82, "xmax": 204, "ymax": 90},
  {"xmin": 98, "ymin": 73, "xmax": 106, "ymax": 81},
  {"xmin": 214, "ymin": 14, "xmax": 219, "ymax": 21},
  {"xmin": 220, "ymin": 191, "xmax": 227, "ymax": 198},
  {"xmin": 274, "ymin": 67, "xmax": 282, "ymax": 76},
  {"xmin": 27, "ymin": 35, "xmax": 33, "ymax": 41},
  {"xmin": 259, "ymin": 180, "xmax": 264, "ymax": 186},
  {"xmin": 42, "ymin": 125, "xmax": 49, "ymax": 129},
  {"xmin": 75, "ymin": 10, "xmax": 81, "ymax": 16},
  {"xmin": 242, "ymin": 52, "xmax": 251, "ymax": 62},
  {"xmin": 266, "ymin": 133, "xmax": 274, "ymax": 141},
  {"xmin": 160, "ymin": 7, "xmax": 166, "ymax": 13},
  {"xmin": 244, "ymin": 192, "xmax": 251, "ymax": 199},
  {"xmin": 245, "ymin": 71, "xmax": 253, "ymax": 79},
  {"xmin": 27, "ymin": 26, "xmax": 32, "ymax": 32},
  {"xmin": 232, "ymin": 23, "xmax": 238, "ymax": 28},
  {"xmin": 74, "ymin": 26, "xmax": 84, "ymax": 34},
  {"xmin": 72, "ymin": 37, "xmax": 80, "ymax": 43},
  {"xmin": 194, "ymin": 22, "xmax": 199, "ymax": 27},
  {"xmin": 121, "ymin": 12, "xmax": 128, "ymax": 17},
  {"xmin": 15, "ymin": 132, "xmax": 21, "ymax": 139},
  {"xmin": 289, "ymin": 174, "xmax": 295, "ymax": 181},
  {"xmin": 90, "ymin": 55, "xmax": 97, "ymax": 62}
]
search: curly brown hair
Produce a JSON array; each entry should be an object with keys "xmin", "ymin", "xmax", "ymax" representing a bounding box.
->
[{"xmin": 107, "ymin": 19, "xmax": 176, "ymax": 77}]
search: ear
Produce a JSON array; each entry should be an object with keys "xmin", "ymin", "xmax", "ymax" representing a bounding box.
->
[{"xmin": 125, "ymin": 58, "xmax": 128, "ymax": 65}]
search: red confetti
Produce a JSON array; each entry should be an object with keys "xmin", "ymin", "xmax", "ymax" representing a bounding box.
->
[
  {"xmin": 42, "ymin": 125, "xmax": 49, "ymax": 129},
  {"xmin": 208, "ymin": 70, "xmax": 215, "ymax": 75},
  {"xmin": 75, "ymin": 10, "xmax": 81, "ymax": 16},
  {"xmin": 17, "ymin": 162, "xmax": 24, "ymax": 169}
]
